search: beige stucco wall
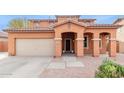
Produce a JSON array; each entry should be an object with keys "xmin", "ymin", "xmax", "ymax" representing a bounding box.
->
[
  {"xmin": 117, "ymin": 26, "xmax": 124, "ymax": 42},
  {"xmin": 0, "ymin": 37, "xmax": 7, "ymax": 41},
  {"xmin": 8, "ymin": 32, "xmax": 54, "ymax": 56},
  {"xmin": 7, "ymin": 19, "xmax": 117, "ymax": 57},
  {"xmin": 117, "ymin": 26, "xmax": 124, "ymax": 53},
  {"xmin": 118, "ymin": 41, "xmax": 124, "ymax": 53}
]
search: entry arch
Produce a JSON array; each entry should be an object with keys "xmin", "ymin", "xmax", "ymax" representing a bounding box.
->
[
  {"xmin": 99, "ymin": 31, "xmax": 116, "ymax": 57},
  {"xmin": 54, "ymin": 22, "xmax": 85, "ymax": 57},
  {"xmin": 99, "ymin": 32, "xmax": 110, "ymax": 54},
  {"xmin": 55, "ymin": 30, "xmax": 84, "ymax": 57},
  {"xmin": 61, "ymin": 32, "xmax": 77, "ymax": 54},
  {"xmin": 83, "ymin": 32, "xmax": 94, "ymax": 54}
]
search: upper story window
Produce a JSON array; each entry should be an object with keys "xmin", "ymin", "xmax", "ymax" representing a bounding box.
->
[
  {"xmin": 34, "ymin": 22, "xmax": 40, "ymax": 28},
  {"xmin": 49, "ymin": 22, "xmax": 54, "ymax": 26}
]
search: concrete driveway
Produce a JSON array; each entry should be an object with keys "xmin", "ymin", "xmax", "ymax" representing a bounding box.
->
[{"xmin": 0, "ymin": 52, "xmax": 124, "ymax": 78}]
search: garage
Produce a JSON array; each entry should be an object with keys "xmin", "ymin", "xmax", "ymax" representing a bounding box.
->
[{"xmin": 16, "ymin": 39, "xmax": 55, "ymax": 56}]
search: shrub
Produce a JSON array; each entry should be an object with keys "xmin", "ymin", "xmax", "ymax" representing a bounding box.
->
[{"xmin": 95, "ymin": 59, "xmax": 124, "ymax": 78}]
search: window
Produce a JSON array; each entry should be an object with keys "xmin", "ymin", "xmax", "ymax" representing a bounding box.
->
[
  {"xmin": 99, "ymin": 35, "xmax": 102, "ymax": 48},
  {"xmin": 84, "ymin": 36, "xmax": 88, "ymax": 48},
  {"xmin": 34, "ymin": 22, "xmax": 40, "ymax": 28}
]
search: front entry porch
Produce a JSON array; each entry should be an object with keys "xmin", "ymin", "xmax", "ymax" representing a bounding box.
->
[
  {"xmin": 62, "ymin": 32, "xmax": 75, "ymax": 54},
  {"xmin": 54, "ymin": 21, "xmax": 117, "ymax": 57},
  {"xmin": 55, "ymin": 31, "xmax": 117, "ymax": 57}
]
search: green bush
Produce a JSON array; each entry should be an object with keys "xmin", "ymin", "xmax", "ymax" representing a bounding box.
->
[{"xmin": 95, "ymin": 59, "xmax": 124, "ymax": 78}]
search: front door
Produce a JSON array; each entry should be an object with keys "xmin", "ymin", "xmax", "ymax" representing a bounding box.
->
[{"xmin": 65, "ymin": 38, "xmax": 72, "ymax": 52}]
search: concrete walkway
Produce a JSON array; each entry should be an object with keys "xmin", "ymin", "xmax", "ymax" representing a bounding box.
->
[
  {"xmin": 0, "ymin": 52, "xmax": 124, "ymax": 78},
  {"xmin": 0, "ymin": 52, "xmax": 8, "ymax": 60}
]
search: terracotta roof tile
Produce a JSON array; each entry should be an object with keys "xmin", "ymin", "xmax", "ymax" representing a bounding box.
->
[
  {"xmin": 87, "ymin": 24, "xmax": 121, "ymax": 28},
  {"xmin": 113, "ymin": 18, "xmax": 124, "ymax": 24},
  {"xmin": 3, "ymin": 27, "xmax": 54, "ymax": 32},
  {"xmin": 3, "ymin": 19, "xmax": 121, "ymax": 32},
  {"xmin": 78, "ymin": 19, "xmax": 96, "ymax": 22},
  {"xmin": 28, "ymin": 19, "xmax": 57, "ymax": 22}
]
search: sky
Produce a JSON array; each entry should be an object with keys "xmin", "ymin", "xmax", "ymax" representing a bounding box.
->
[{"xmin": 0, "ymin": 15, "xmax": 122, "ymax": 31}]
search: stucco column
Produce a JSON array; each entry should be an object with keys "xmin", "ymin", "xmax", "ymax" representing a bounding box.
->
[
  {"xmin": 109, "ymin": 33, "xmax": 116, "ymax": 57},
  {"xmin": 101, "ymin": 35, "xmax": 107, "ymax": 54},
  {"xmin": 76, "ymin": 33, "xmax": 84, "ymax": 57},
  {"xmin": 55, "ymin": 31, "xmax": 62, "ymax": 57},
  {"xmin": 92, "ymin": 33, "xmax": 100, "ymax": 57},
  {"xmin": 0, "ymin": 41, "xmax": 3, "ymax": 51},
  {"xmin": 8, "ymin": 36, "xmax": 16, "ymax": 56},
  {"xmin": 55, "ymin": 38, "xmax": 62, "ymax": 57}
]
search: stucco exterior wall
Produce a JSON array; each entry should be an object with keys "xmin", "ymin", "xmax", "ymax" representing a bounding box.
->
[
  {"xmin": 117, "ymin": 26, "xmax": 124, "ymax": 42},
  {"xmin": 118, "ymin": 41, "xmax": 124, "ymax": 53},
  {"xmin": 6, "ymin": 16, "xmax": 118, "ymax": 57},
  {"xmin": 54, "ymin": 22, "xmax": 84, "ymax": 57},
  {"xmin": 8, "ymin": 32, "xmax": 54, "ymax": 56},
  {"xmin": 84, "ymin": 33, "xmax": 93, "ymax": 54},
  {"xmin": 29, "ymin": 21, "xmax": 57, "ymax": 28},
  {"xmin": 0, "ymin": 38, "xmax": 8, "ymax": 52},
  {"xmin": 8, "ymin": 25, "xmax": 117, "ymax": 57},
  {"xmin": 56, "ymin": 16, "xmax": 79, "ymax": 22},
  {"xmin": 116, "ymin": 26, "xmax": 124, "ymax": 53}
]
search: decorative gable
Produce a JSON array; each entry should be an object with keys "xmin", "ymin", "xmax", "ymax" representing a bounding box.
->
[{"xmin": 53, "ymin": 20, "xmax": 86, "ymax": 28}]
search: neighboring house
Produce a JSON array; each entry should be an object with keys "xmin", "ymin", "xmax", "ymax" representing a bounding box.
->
[
  {"xmin": 113, "ymin": 18, "xmax": 124, "ymax": 53},
  {"xmin": 4, "ymin": 15, "xmax": 120, "ymax": 57},
  {"xmin": 0, "ymin": 31, "xmax": 8, "ymax": 52}
]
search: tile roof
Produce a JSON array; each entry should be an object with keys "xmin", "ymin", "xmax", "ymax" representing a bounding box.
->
[
  {"xmin": 3, "ymin": 19, "xmax": 121, "ymax": 32},
  {"xmin": 56, "ymin": 15, "xmax": 80, "ymax": 18},
  {"xmin": 28, "ymin": 19, "xmax": 57, "ymax": 22},
  {"xmin": 53, "ymin": 19, "xmax": 121, "ymax": 28},
  {"xmin": 28, "ymin": 18, "xmax": 96, "ymax": 22},
  {"xmin": 3, "ymin": 27, "xmax": 54, "ymax": 32},
  {"xmin": 87, "ymin": 24, "xmax": 121, "ymax": 28},
  {"xmin": 78, "ymin": 19, "xmax": 96, "ymax": 21},
  {"xmin": 113, "ymin": 18, "xmax": 124, "ymax": 24}
]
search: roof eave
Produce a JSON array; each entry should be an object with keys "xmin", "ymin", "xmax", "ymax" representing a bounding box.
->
[
  {"xmin": 3, "ymin": 29, "xmax": 54, "ymax": 33},
  {"xmin": 113, "ymin": 18, "xmax": 124, "ymax": 24},
  {"xmin": 28, "ymin": 19, "xmax": 57, "ymax": 22},
  {"xmin": 0, "ymin": 36, "xmax": 8, "ymax": 38},
  {"xmin": 87, "ymin": 26, "xmax": 121, "ymax": 29}
]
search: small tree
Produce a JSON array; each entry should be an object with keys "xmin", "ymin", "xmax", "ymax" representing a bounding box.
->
[{"xmin": 8, "ymin": 18, "xmax": 28, "ymax": 29}]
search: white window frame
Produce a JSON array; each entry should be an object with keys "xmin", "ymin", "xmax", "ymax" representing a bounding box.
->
[{"xmin": 84, "ymin": 35, "xmax": 89, "ymax": 49}]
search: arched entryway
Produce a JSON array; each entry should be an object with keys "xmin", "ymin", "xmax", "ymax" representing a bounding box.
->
[
  {"xmin": 99, "ymin": 32, "xmax": 110, "ymax": 54},
  {"xmin": 54, "ymin": 30, "xmax": 84, "ymax": 57},
  {"xmin": 99, "ymin": 32, "xmax": 117, "ymax": 57},
  {"xmin": 84, "ymin": 32, "xmax": 93, "ymax": 55},
  {"xmin": 62, "ymin": 32, "xmax": 77, "ymax": 55},
  {"xmin": 83, "ymin": 31, "xmax": 116, "ymax": 57}
]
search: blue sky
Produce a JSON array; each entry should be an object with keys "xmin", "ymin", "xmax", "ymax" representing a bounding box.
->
[{"xmin": 0, "ymin": 15, "xmax": 122, "ymax": 31}]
